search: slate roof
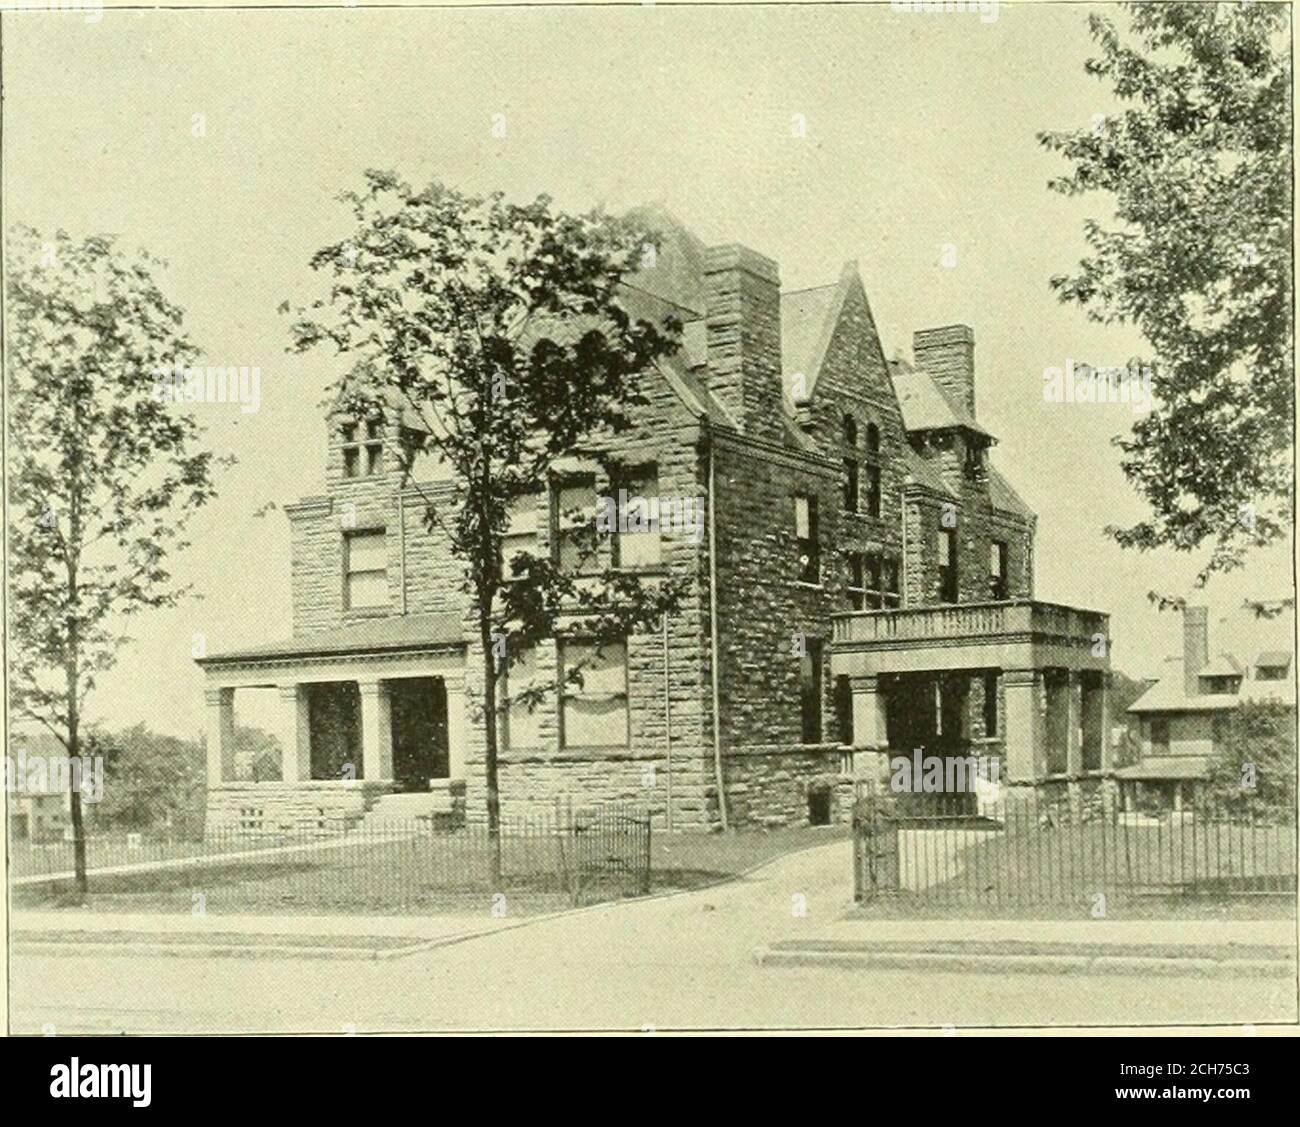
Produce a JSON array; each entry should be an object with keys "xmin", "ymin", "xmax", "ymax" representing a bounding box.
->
[
  {"xmin": 890, "ymin": 359, "xmax": 993, "ymax": 438},
  {"xmin": 780, "ymin": 282, "xmax": 844, "ymax": 407},
  {"xmin": 197, "ymin": 611, "xmax": 467, "ymax": 665}
]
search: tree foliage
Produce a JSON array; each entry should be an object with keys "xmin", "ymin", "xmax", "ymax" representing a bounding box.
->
[
  {"xmin": 1039, "ymin": 2, "xmax": 1292, "ymax": 593},
  {"xmin": 1203, "ymin": 700, "xmax": 1296, "ymax": 823},
  {"xmin": 6, "ymin": 226, "xmax": 222, "ymax": 890}
]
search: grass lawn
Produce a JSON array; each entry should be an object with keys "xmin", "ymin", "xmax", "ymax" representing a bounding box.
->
[
  {"xmin": 13, "ymin": 823, "xmax": 850, "ymax": 916},
  {"xmin": 651, "ymin": 823, "xmax": 849, "ymax": 890},
  {"xmin": 858, "ymin": 817, "xmax": 1296, "ymax": 920}
]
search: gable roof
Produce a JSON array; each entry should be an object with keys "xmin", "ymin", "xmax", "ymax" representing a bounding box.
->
[
  {"xmin": 988, "ymin": 465, "xmax": 1033, "ymax": 518},
  {"xmin": 780, "ymin": 281, "xmax": 845, "ymax": 407},
  {"xmin": 890, "ymin": 356, "xmax": 993, "ymax": 438}
]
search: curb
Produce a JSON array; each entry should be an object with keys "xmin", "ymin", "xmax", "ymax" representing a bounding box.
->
[{"xmin": 751, "ymin": 943, "xmax": 1297, "ymax": 979}]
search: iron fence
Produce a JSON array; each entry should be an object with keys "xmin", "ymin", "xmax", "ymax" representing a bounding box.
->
[
  {"xmin": 12, "ymin": 802, "xmax": 651, "ymax": 911},
  {"xmin": 853, "ymin": 793, "xmax": 1297, "ymax": 905}
]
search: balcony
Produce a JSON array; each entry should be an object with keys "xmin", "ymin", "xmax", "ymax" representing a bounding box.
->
[{"xmin": 831, "ymin": 599, "xmax": 1110, "ymax": 677}]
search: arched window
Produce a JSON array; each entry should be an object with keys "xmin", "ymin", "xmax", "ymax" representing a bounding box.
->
[
  {"xmin": 842, "ymin": 416, "xmax": 857, "ymax": 447},
  {"xmin": 842, "ymin": 417, "xmax": 859, "ymax": 513},
  {"xmin": 865, "ymin": 422, "xmax": 880, "ymax": 456}
]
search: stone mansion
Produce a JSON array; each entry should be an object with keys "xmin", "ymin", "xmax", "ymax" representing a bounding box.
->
[{"xmin": 197, "ymin": 210, "xmax": 1113, "ymax": 833}]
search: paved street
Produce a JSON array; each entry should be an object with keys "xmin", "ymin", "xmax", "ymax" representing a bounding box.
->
[{"xmin": 11, "ymin": 841, "xmax": 1297, "ymax": 1033}]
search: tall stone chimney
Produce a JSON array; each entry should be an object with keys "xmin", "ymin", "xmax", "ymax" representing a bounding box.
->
[
  {"xmin": 1183, "ymin": 605, "xmax": 1209, "ymax": 697},
  {"xmin": 913, "ymin": 324, "xmax": 976, "ymax": 417},
  {"xmin": 703, "ymin": 244, "xmax": 784, "ymax": 444}
]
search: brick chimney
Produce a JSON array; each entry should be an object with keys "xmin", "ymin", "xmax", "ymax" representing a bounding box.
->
[
  {"xmin": 703, "ymin": 244, "xmax": 784, "ymax": 444},
  {"xmin": 913, "ymin": 324, "xmax": 976, "ymax": 417},
  {"xmin": 1183, "ymin": 605, "xmax": 1209, "ymax": 697}
]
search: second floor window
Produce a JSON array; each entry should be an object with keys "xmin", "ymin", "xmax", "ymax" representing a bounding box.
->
[
  {"xmin": 844, "ymin": 458, "xmax": 860, "ymax": 513},
  {"xmin": 864, "ymin": 463, "xmax": 882, "ymax": 518},
  {"xmin": 848, "ymin": 551, "xmax": 902, "ymax": 610},
  {"xmin": 990, "ymin": 540, "xmax": 1009, "ymax": 600},
  {"xmin": 614, "ymin": 466, "xmax": 661, "ymax": 570},
  {"xmin": 502, "ymin": 492, "xmax": 541, "ymax": 581},
  {"xmin": 938, "ymin": 527, "xmax": 958, "ymax": 603},
  {"xmin": 552, "ymin": 476, "xmax": 596, "ymax": 574},
  {"xmin": 344, "ymin": 529, "xmax": 388, "ymax": 609},
  {"xmin": 341, "ymin": 420, "xmax": 384, "ymax": 479},
  {"xmin": 1150, "ymin": 716, "xmax": 1170, "ymax": 754},
  {"xmin": 795, "ymin": 494, "xmax": 819, "ymax": 583}
]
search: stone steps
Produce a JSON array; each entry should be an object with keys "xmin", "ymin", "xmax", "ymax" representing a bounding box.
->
[{"xmin": 355, "ymin": 783, "xmax": 464, "ymax": 833}]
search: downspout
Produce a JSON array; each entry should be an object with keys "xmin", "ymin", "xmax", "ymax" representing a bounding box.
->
[
  {"xmin": 662, "ymin": 610, "xmax": 673, "ymax": 832},
  {"xmin": 900, "ymin": 483, "xmax": 907, "ymax": 610},
  {"xmin": 705, "ymin": 425, "xmax": 729, "ymax": 831},
  {"xmin": 398, "ymin": 485, "xmax": 408, "ymax": 615}
]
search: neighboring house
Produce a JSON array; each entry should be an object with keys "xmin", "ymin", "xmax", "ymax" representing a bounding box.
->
[
  {"xmin": 196, "ymin": 208, "xmax": 1112, "ymax": 833},
  {"xmin": 1123, "ymin": 600, "xmax": 1296, "ymax": 811},
  {"xmin": 5, "ymin": 732, "xmax": 73, "ymax": 843}
]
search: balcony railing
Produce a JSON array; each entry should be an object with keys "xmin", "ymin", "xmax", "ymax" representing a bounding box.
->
[{"xmin": 832, "ymin": 599, "xmax": 1109, "ymax": 647}]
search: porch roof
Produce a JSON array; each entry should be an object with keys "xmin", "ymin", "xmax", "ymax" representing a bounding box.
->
[
  {"xmin": 1113, "ymin": 757, "xmax": 1210, "ymax": 781},
  {"xmin": 196, "ymin": 611, "xmax": 467, "ymax": 667}
]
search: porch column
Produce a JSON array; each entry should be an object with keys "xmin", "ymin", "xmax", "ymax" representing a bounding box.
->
[
  {"xmin": 1002, "ymin": 669, "xmax": 1044, "ymax": 782},
  {"xmin": 445, "ymin": 676, "xmax": 467, "ymax": 781},
  {"xmin": 1066, "ymin": 669, "xmax": 1083, "ymax": 776},
  {"xmin": 1080, "ymin": 671, "xmax": 1108, "ymax": 772},
  {"xmin": 277, "ymin": 684, "xmax": 312, "ymax": 783},
  {"xmin": 1097, "ymin": 673, "xmax": 1112, "ymax": 772},
  {"xmin": 204, "ymin": 687, "xmax": 235, "ymax": 788},
  {"xmin": 357, "ymin": 679, "xmax": 393, "ymax": 782},
  {"xmin": 850, "ymin": 674, "xmax": 889, "ymax": 750}
]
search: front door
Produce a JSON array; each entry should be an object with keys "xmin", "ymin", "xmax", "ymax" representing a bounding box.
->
[{"xmin": 389, "ymin": 677, "xmax": 449, "ymax": 791}]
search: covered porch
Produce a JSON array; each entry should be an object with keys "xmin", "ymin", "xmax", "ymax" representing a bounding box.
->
[
  {"xmin": 195, "ymin": 613, "xmax": 469, "ymax": 830},
  {"xmin": 832, "ymin": 600, "xmax": 1114, "ymax": 794}
]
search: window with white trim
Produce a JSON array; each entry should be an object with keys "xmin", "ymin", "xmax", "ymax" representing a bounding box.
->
[{"xmin": 344, "ymin": 529, "xmax": 388, "ymax": 609}]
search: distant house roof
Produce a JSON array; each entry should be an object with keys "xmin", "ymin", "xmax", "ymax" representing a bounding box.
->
[
  {"xmin": 1114, "ymin": 757, "xmax": 1210, "ymax": 781},
  {"xmin": 197, "ymin": 611, "xmax": 467, "ymax": 666},
  {"xmin": 1198, "ymin": 654, "xmax": 1243, "ymax": 678},
  {"xmin": 1129, "ymin": 602, "xmax": 1297, "ymax": 715}
]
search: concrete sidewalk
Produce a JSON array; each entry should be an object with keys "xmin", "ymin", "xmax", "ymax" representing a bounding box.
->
[
  {"xmin": 10, "ymin": 908, "xmax": 528, "ymax": 960},
  {"xmin": 754, "ymin": 917, "xmax": 1298, "ymax": 978}
]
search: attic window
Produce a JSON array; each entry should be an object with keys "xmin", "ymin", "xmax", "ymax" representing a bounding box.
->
[
  {"xmin": 342, "ymin": 420, "xmax": 384, "ymax": 478},
  {"xmin": 1257, "ymin": 664, "xmax": 1290, "ymax": 682}
]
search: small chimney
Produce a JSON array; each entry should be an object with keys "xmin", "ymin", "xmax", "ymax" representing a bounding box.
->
[
  {"xmin": 703, "ymin": 244, "xmax": 783, "ymax": 444},
  {"xmin": 913, "ymin": 324, "xmax": 976, "ymax": 417},
  {"xmin": 1183, "ymin": 605, "xmax": 1209, "ymax": 697}
]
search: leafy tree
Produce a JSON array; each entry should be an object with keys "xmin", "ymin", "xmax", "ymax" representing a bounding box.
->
[
  {"xmin": 91, "ymin": 724, "xmax": 207, "ymax": 837},
  {"xmin": 6, "ymin": 227, "xmax": 222, "ymax": 894},
  {"xmin": 288, "ymin": 173, "xmax": 683, "ymax": 873},
  {"xmin": 1039, "ymin": 2, "xmax": 1292, "ymax": 595},
  {"xmin": 1202, "ymin": 700, "xmax": 1295, "ymax": 823}
]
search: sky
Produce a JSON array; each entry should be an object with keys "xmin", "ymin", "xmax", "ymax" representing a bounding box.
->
[{"xmin": 3, "ymin": 2, "xmax": 1292, "ymax": 740}]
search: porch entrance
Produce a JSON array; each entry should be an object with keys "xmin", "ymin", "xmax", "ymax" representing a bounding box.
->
[{"xmin": 389, "ymin": 676, "xmax": 449, "ymax": 791}]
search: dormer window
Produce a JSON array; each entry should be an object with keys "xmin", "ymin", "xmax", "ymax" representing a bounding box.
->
[
  {"xmin": 342, "ymin": 420, "xmax": 384, "ymax": 479},
  {"xmin": 1255, "ymin": 653, "xmax": 1291, "ymax": 681}
]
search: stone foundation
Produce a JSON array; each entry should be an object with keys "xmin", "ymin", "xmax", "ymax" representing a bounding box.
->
[{"xmin": 204, "ymin": 780, "xmax": 393, "ymax": 837}]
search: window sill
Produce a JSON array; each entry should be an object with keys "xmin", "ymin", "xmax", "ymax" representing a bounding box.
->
[{"xmin": 789, "ymin": 580, "xmax": 824, "ymax": 591}]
